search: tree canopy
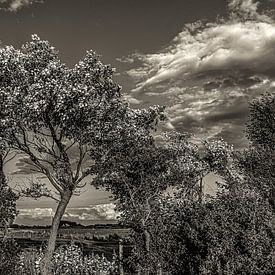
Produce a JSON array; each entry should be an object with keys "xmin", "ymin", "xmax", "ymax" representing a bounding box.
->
[{"xmin": 0, "ymin": 35, "xmax": 164, "ymax": 274}]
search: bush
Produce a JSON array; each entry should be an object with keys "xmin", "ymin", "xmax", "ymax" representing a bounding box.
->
[
  {"xmin": 145, "ymin": 186, "xmax": 274, "ymax": 274},
  {"xmin": 16, "ymin": 244, "xmax": 118, "ymax": 275},
  {"xmin": 0, "ymin": 238, "xmax": 20, "ymax": 275}
]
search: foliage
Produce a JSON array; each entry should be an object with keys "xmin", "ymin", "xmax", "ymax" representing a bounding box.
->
[
  {"xmin": 0, "ymin": 34, "xmax": 164, "ymax": 273},
  {"xmin": 200, "ymin": 186, "xmax": 274, "ymax": 275},
  {"xmin": 94, "ymin": 132, "xmax": 192, "ymax": 271},
  {"xmin": 0, "ymin": 144, "xmax": 18, "ymax": 229},
  {"xmin": 16, "ymin": 244, "xmax": 117, "ymax": 275},
  {"xmin": 0, "ymin": 176, "xmax": 18, "ymax": 228},
  {"xmin": 0, "ymin": 34, "xmax": 129, "ymax": 196},
  {"xmin": 95, "ymin": 131, "xmax": 235, "ymax": 272},
  {"xmin": 148, "ymin": 185, "xmax": 274, "ymax": 275},
  {"xmin": 162, "ymin": 132, "xmax": 235, "ymax": 200},
  {"xmin": 240, "ymin": 92, "xmax": 275, "ymax": 209},
  {"xmin": 0, "ymin": 238, "xmax": 20, "ymax": 275},
  {"xmin": 246, "ymin": 92, "xmax": 275, "ymax": 148},
  {"xmin": 0, "ymin": 144, "xmax": 20, "ymax": 275}
]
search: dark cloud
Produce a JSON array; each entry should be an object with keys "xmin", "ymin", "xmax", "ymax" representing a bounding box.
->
[
  {"xmin": 204, "ymin": 106, "xmax": 248, "ymax": 124},
  {"xmin": 203, "ymin": 72, "xmax": 263, "ymax": 91}
]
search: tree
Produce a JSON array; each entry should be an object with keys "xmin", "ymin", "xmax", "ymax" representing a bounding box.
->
[
  {"xmin": 95, "ymin": 130, "xmax": 234, "ymax": 272},
  {"xmin": 140, "ymin": 129, "xmax": 273, "ymax": 274},
  {"xmin": 161, "ymin": 132, "xmax": 234, "ymax": 203},
  {"xmin": 0, "ymin": 141, "xmax": 18, "ymax": 237},
  {"xmin": 152, "ymin": 185, "xmax": 274, "ymax": 275},
  {"xmin": 94, "ymin": 127, "xmax": 174, "ymax": 273},
  {"xmin": 0, "ymin": 141, "xmax": 19, "ymax": 275},
  {"xmin": 0, "ymin": 35, "xmax": 163, "ymax": 275},
  {"xmin": 240, "ymin": 92, "xmax": 275, "ymax": 210},
  {"xmin": 199, "ymin": 186, "xmax": 274, "ymax": 275}
]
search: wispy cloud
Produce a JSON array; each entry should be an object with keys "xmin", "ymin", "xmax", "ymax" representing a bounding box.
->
[
  {"xmin": 121, "ymin": 0, "xmax": 275, "ymax": 147},
  {"xmin": 0, "ymin": 0, "xmax": 43, "ymax": 12}
]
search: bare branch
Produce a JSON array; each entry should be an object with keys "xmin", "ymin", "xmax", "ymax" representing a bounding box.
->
[
  {"xmin": 12, "ymin": 130, "xmax": 63, "ymax": 193},
  {"xmin": 3, "ymin": 151, "xmax": 19, "ymax": 164},
  {"xmin": 75, "ymin": 181, "xmax": 87, "ymax": 189},
  {"xmin": 73, "ymin": 144, "xmax": 87, "ymax": 182},
  {"xmin": 18, "ymin": 180, "xmax": 60, "ymax": 202},
  {"xmin": 65, "ymin": 140, "xmax": 77, "ymax": 152}
]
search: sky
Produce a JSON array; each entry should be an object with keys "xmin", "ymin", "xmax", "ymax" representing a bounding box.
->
[{"xmin": 1, "ymin": 0, "xmax": 275, "ymax": 225}]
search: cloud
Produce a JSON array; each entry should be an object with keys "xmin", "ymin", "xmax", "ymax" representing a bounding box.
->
[
  {"xmin": 123, "ymin": 0, "xmax": 275, "ymax": 147},
  {"xmin": 64, "ymin": 204, "xmax": 118, "ymax": 221},
  {"xmin": 130, "ymin": 21, "xmax": 275, "ymax": 91},
  {"xmin": 0, "ymin": 0, "xmax": 43, "ymax": 12},
  {"xmin": 17, "ymin": 207, "xmax": 54, "ymax": 220},
  {"xmin": 16, "ymin": 203, "xmax": 118, "ymax": 225},
  {"xmin": 228, "ymin": 0, "xmax": 273, "ymax": 22}
]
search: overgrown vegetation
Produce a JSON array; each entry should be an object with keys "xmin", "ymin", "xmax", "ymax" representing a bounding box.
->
[
  {"xmin": 0, "ymin": 36, "xmax": 274, "ymax": 274},
  {"xmin": 15, "ymin": 244, "xmax": 117, "ymax": 275}
]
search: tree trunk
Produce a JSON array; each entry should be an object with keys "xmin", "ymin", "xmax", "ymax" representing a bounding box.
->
[
  {"xmin": 198, "ymin": 176, "xmax": 203, "ymax": 204},
  {"xmin": 144, "ymin": 229, "xmax": 151, "ymax": 275},
  {"xmin": 144, "ymin": 229, "xmax": 150, "ymax": 254},
  {"xmin": 0, "ymin": 151, "xmax": 8, "ymax": 241},
  {"xmin": 0, "ymin": 150, "xmax": 4, "ymax": 185},
  {"xmin": 119, "ymin": 239, "xmax": 124, "ymax": 275},
  {"xmin": 41, "ymin": 189, "xmax": 72, "ymax": 275}
]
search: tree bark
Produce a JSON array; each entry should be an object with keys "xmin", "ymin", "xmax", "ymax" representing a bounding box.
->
[
  {"xmin": 0, "ymin": 150, "xmax": 4, "ymax": 185},
  {"xmin": 119, "ymin": 239, "xmax": 124, "ymax": 275},
  {"xmin": 142, "ymin": 200, "xmax": 151, "ymax": 275},
  {"xmin": 0, "ymin": 151, "xmax": 7, "ymax": 241},
  {"xmin": 144, "ymin": 229, "xmax": 151, "ymax": 275},
  {"xmin": 144, "ymin": 229, "xmax": 150, "ymax": 254},
  {"xmin": 41, "ymin": 189, "xmax": 72, "ymax": 275},
  {"xmin": 198, "ymin": 176, "xmax": 203, "ymax": 204}
]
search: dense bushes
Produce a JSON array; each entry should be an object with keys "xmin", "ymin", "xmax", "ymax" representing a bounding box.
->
[
  {"xmin": 0, "ymin": 239, "xmax": 20, "ymax": 275},
  {"xmin": 15, "ymin": 244, "xmax": 118, "ymax": 275},
  {"xmin": 144, "ymin": 186, "xmax": 274, "ymax": 275},
  {"xmin": 0, "ymin": 242, "xmax": 117, "ymax": 274}
]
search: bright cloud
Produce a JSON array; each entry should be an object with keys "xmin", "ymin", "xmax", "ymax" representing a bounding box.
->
[
  {"xmin": 17, "ymin": 203, "xmax": 118, "ymax": 225},
  {"xmin": 130, "ymin": 20, "xmax": 275, "ymax": 91},
  {"xmin": 122, "ymin": 0, "xmax": 275, "ymax": 147},
  {"xmin": 0, "ymin": 0, "xmax": 43, "ymax": 12},
  {"xmin": 64, "ymin": 203, "xmax": 118, "ymax": 221},
  {"xmin": 18, "ymin": 208, "xmax": 54, "ymax": 220}
]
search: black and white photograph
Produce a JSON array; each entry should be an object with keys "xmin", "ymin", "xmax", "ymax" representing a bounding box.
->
[{"xmin": 0, "ymin": 0, "xmax": 274, "ymax": 274}]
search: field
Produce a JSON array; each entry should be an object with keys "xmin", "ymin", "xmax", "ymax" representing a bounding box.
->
[{"xmin": 1, "ymin": 224, "xmax": 132, "ymax": 259}]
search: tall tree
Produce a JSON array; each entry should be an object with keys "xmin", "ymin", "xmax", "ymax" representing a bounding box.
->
[
  {"xmin": 162, "ymin": 132, "xmax": 234, "ymax": 202},
  {"xmin": 95, "ymin": 131, "xmax": 234, "ymax": 272},
  {"xmin": 0, "ymin": 35, "xmax": 163, "ymax": 275},
  {"xmin": 94, "ymin": 124, "xmax": 171, "ymax": 273},
  {"xmin": 240, "ymin": 92, "xmax": 275, "ymax": 210}
]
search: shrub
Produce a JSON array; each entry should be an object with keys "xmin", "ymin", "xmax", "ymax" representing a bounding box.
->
[
  {"xmin": 151, "ymin": 187, "xmax": 274, "ymax": 275},
  {"xmin": 0, "ymin": 238, "xmax": 20, "ymax": 275},
  {"xmin": 16, "ymin": 244, "xmax": 118, "ymax": 275}
]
